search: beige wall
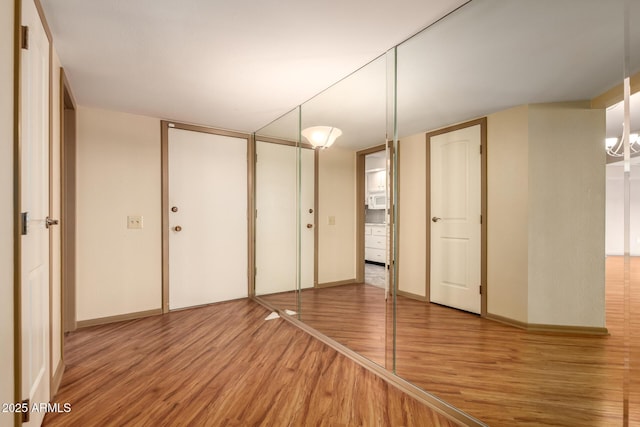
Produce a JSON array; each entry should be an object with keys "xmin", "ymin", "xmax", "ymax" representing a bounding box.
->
[
  {"xmin": 397, "ymin": 133, "xmax": 427, "ymax": 298},
  {"xmin": 527, "ymin": 103, "xmax": 605, "ymax": 327},
  {"xmin": 486, "ymin": 105, "xmax": 529, "ymax": 322},
  {"xmin": 397, "ymin": 102, "xmax": 606, "ymax": 328},
  {"xmin": 76, "ymin": 107, "xmax": 162, "ymax": 321},
  {"xmin": 486, "ymin": 102, "xmax": 606, "ymax": 327},
  {"xmin": 0, "ymin": 0, "xmax": 15, "ymax": 424},
  {"xmin": 317, "ymin": 147, "xmax": 356, "ymax": 283}
]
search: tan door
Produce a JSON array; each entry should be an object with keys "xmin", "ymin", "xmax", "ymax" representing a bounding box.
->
[
  {"xmin": 430, "ymin": 124, "xmax": 482, "ymax": 314},
  {"xmin": 21, "ymin": 0, "xmax": 51, "ymax": 424}
]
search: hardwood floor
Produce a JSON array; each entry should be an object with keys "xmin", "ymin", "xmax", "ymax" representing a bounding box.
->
[
  {"xmin": 261, "ymin": 256, "xmax": 640, "ymax": 426},
  {"xmin": 44, "ymin": 299, "xmax": 459, "ymax": 426}
]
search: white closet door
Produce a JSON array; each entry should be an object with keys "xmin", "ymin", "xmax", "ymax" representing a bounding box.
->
[
  {"xmin": 21, "ymin": 0, "xmax": 51, "ymax": 424},
  {"xmin": 255, "ymin": 141, "xmax": 315, "ymax": 295},
  {"xmin": 430, "ymin": 124, "xmax": 481, "ymax": 314},
  {"xmin": 168, "ymin": 128, "xmax": 247, "ymax": 310}
]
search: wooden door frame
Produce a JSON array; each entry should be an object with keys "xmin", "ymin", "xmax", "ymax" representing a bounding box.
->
[
  {"xmin": 13, "ymin": 1, "xmax": 23, "ymax": 422},
  {"xmin": 160, "ymin": 121, "xmax": 253, "ymax": 313},
  {"xmin": 60, "ymin": 69, "xmax": 77, "ymax": 336},
  {"xmin": 356, "ymin": 144, "xmax": 387, "ymax": 284},
  {"xmin": 425, "ymin": 117, "xmax": 487, "ymax": 316}
]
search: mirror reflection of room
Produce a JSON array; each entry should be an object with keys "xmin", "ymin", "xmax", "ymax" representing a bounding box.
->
[{"xmin": 254, "ymin": 0, "xmax": 640, "ymax": 425}]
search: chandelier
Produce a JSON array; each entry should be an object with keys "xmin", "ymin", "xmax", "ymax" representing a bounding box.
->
[{"xmin": 606, "ymin": 128, "xmax": 639, "ymax": 158}]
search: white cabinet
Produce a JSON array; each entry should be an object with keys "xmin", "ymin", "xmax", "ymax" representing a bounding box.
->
[
  {"xmin": 364, "ymin": 224, "xmax": 386, "ymax": 263},
  {"xmin": 366, "ymin": 169, "xmax": 386, "ymax": 194}
]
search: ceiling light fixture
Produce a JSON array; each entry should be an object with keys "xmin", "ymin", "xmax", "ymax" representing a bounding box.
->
[
  {"xmin": 301, "ymin": 126, "xmax": 342, "ymax": 149},
  {"xmin": 606, "ymin": 127, "xmax": 640, "ymax": 157}
]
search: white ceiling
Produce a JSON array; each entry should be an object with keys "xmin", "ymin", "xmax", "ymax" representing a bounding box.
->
[
  {"xmin": 257, "ymin": 0, "xmax": 640, "ymax": 151},
  {"xmin": 40, "ymin": 0, "xmax": 468, "ymax": 132}
]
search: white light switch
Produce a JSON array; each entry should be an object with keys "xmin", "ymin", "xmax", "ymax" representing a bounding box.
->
[
  {"xmin": 328, "ymin": 216, "xmax": 336, "ymax": 226},
  {"xmin": 127, "ymin": 215, "xmax": 143, "ymax": 229}
]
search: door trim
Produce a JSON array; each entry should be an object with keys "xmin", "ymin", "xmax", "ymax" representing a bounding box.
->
[
  {"xmin": 356, "ymin": 144, "xmax": 387, "ymax": 284},
  {"xmin": 60, "ymin": 69, "xmax": 77, "ymax": 335},
  {"xmin": 160, "ymin": 121, "xmax": 252, "ymax": 313},
  {"xmin": 425, "ymin": 117, "xmax": 487, "ymax": 316},
  {"xmin": 13, "ymin": 0, "xmax": 23, "ymax": 422}
]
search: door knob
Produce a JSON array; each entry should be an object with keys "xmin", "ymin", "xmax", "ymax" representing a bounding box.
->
[
  {"xmin": 432, "ymin": 217, "xmax": 442, "ymax": 223},
  {"xmin": 46, "ymin": 217, "xmax": 59, "ymax": 228},
  {"xmin": 173, "ymin": 225, "xmax": 182, "ymax": 232},
  {"xmin": 306, "ymin": 224, "xmax": 313, "ymax": 229},
  {"xmin": 171, "ymin": 206, "xmax": 178, "ymax": 212}
]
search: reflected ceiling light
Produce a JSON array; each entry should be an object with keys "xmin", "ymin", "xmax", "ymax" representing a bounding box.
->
[
  {"xmin": 301, "ymin": 126, "xmax": 342, "ymax": 149},
  {"xmin": 606, "ymin": 128, "xmax": 639, "ymax": 157}
]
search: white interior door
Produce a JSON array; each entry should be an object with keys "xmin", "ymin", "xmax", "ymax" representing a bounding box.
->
[
  {"xmin": 21, "ymin": 0, "xmax": 51, "ymax": 424},
  {"xmin": 168, "ymin": 128, "xmax": 248, "ymax": 310},
  {"xmin": 255, "ymin": 142, "xmax": 314, "ymax": 294},
  {"xmin": 430, "ymin": 124, "xmax": 481, "ymax": 314}
]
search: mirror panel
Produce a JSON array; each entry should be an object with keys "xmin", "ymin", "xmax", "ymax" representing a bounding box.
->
[
  {"xmin": 254, "ymin": 107, "xmax": 300, "ymax": 314},
  {"xmin": 296, "ymin": 53, "xmax": 393, "ymax": 367},
  {"xmin": 252, "ymin": 0, "xmax": 640, "ymax": 424},
  {"xmin": 394, "ymin": 0, "xmax": 634, "ymax": 424},
  {"xmin": 626, "ymin": 0, "xmax": 640, "ymax": 419}
]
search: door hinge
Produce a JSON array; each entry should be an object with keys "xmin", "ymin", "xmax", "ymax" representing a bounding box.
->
[
  {"xmin": 479, "ymin": 144, "xmax": 482, "ymax": 155},
  {"xmin": 22, "ymin": 399, "xmax": 30, "ymax": 423},
  {"xmin": 480, "ymin": 214, "xmax": 483, "ymax": 225},
  {"xmin": 21, "ymin": 26, "xmax": 29, "ymax": 50},
  {"xmin": 479, "ymin": 285, "xmax": 482, "ymax": 295},
  {"xmin": 20, "ymin": 212, "xmax": 29, "ymax": 235}
]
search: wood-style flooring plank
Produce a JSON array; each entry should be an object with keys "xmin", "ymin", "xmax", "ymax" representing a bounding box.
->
[
  {"xmin": 44, "ymin": 299, "xmax": 458, "ymax": 427},
  {"xmin": 261, "ymin": 256, "xmax": 640, "ymax": 426}
]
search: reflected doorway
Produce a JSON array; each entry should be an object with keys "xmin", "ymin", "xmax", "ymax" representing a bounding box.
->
[{"xmin": 357, "ymin": 146, "xmax": 389, "ymax": 296}]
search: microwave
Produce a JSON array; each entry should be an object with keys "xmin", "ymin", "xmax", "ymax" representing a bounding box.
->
[{"xmin": 368, "ymin": 193, "xmax": 386, "ymax": 210}]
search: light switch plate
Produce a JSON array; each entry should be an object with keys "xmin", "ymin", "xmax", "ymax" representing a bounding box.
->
[
  {"xmin": 127, "ymin": 215, "xmax": 143, "ymax": 229},
  {"xmin": 328, "ymin": 216, "xmax": 336, "ymax": 226}
]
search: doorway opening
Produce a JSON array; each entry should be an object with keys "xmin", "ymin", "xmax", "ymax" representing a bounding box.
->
[{"xmin": 356, "ymin": 145, "xmax": 388, "ymax": 295}]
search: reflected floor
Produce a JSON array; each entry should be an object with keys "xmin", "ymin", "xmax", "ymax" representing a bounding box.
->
[
  {"xmin": 365, "ymin": 262, "xmax": 386, "ymax": 288},
  {"xmin": 262, "ymin": 283, "xmax": 388, "ymax": 366},
  {"xmin": 259, "ymin": 256, "xmax": 640, "ymax": 426}
]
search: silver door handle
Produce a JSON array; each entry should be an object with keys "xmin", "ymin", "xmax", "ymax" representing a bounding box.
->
[
  {"xmin": 431, "ymin": 217, "xmax": 442, "ymax": 223},
  {"xmin": 46, "ymin": 217, "xmax": 59, "ymax": 228}
]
